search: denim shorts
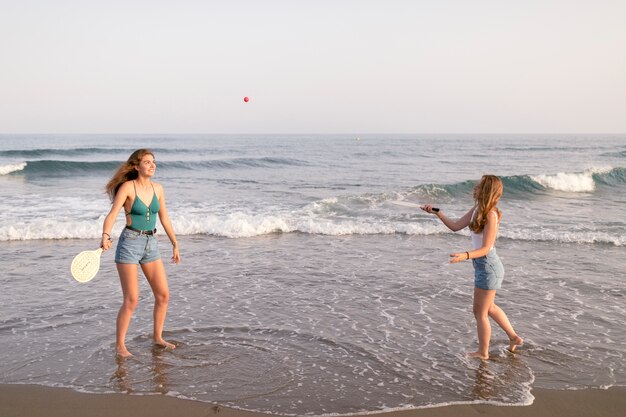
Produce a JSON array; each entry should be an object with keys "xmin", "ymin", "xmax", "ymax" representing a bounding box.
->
[
  {"xmin": 115, "ymin": 228, "xmax": 161, "ymax": 264},
  {"xmin": 472, "ymin": 248, "xmax": 504, "ymax": 290}
]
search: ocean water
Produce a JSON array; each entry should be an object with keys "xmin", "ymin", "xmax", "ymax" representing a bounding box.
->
[{"xmin": 0, "ymin": 134, "xmax": 625, "ymax": 415}]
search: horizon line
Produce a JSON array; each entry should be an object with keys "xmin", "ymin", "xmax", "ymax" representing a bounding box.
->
[{"xmin": 1, "ymin": 132, "xmax": 625, "ymax": 136}]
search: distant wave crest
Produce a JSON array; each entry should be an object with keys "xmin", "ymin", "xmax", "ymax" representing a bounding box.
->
[
  {"xmin": 0, "ymin": 162, "xmax": 27, "ymax": 175},
  {"xmin": 600, "ymin": 150, "xmax": 626, "ymax": 158},
  {"xmin": 19, "ymin": 160, "xmax": 120, "ymax": 174},
  {"xmin": 404, "ymin": 167, "xmax": 625, "ymax": 198},
  {"xmin": 164, "ymin": 157, "xmax": 310, "ymax": 170},
  {"xmin": 0, "ymin": 145, "xmax": 243, "ymax": 159},
  {"xmin": 525, "ymin": 167, "xmax": 624, "ymax": 193},
  {"xmin": 593, "ymin": 166, "xmax": 626, "ymax": 186},
  {"xmin": 0, "ymin": 148, "xmax": 126, "ymax": 158},
  {"xmin": 6, "ymin": 155, "xmax": 624, "ymax": 193},
  {"xmin": 9, "ymin": 157, "xmax": 310, "ymax": 176}
]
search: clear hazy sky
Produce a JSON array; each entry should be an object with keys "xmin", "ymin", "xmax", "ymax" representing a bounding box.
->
[{"xmin": 1, "ymin": 1, "xmax": 625, "ymax": 134}]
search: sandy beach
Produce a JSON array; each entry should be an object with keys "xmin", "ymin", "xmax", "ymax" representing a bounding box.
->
[{"xmin": 1, "ymin": 384, "xmax": 625, "ymax": 417}]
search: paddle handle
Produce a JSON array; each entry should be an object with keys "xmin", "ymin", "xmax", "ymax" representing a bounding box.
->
[{"xmin": 431, "ymin": 207, "xmax": 440, "ymax": 212}]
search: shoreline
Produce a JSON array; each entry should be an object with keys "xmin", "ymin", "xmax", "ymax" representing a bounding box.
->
[{"xmin": 2, "ymin": 384, "xmax": 626, "ymax": 417}]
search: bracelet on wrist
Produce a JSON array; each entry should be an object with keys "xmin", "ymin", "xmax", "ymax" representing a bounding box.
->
[{"xmin": 465, "ymin": 251, "xmax": 470, "ymax": 260}]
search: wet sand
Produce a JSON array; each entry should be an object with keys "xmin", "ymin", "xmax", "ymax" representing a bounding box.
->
[{"xmin": 1, "ymin": 384, "xmax": 625, "ymax": 417}]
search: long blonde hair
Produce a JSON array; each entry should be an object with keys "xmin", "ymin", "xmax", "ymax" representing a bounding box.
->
[
  {"xmin": 105, "ymin": 149, "xmax": 154, "ymax": 201},
  {"xmin": 469, "ymin": 175, "xmax": 503, "ymax": 233}
]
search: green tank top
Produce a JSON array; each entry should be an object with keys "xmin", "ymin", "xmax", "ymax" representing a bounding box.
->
[{"xmin": 126, "ymin": 181, "xmax": 160, "ymax": 230}]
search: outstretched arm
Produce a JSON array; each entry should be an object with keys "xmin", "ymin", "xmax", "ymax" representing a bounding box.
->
[{"xmin": 422, "ymin": 205, "xmax": 474, "ymax": 232}]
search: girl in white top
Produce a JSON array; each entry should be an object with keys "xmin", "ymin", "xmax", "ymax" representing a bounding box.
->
[{"xmin": 422, "ymin": 175, "xmax": 523, "ymax": 360}]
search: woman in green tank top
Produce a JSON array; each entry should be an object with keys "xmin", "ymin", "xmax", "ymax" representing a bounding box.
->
[{"xmin": 100, "ymin": 149, "xmax": 180, "ymax": 358}]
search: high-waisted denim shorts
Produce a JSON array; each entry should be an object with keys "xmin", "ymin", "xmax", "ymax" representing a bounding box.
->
[
  {"xmin": 472, "ymin": 248, "xmax": 504, "ymax": 290},
  {"xmin": 115, "ymin": 228, "xmax": 161, "ymax": 264}
]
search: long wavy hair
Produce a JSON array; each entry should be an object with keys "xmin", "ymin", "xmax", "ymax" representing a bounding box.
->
[
  {"xmin": 469, "ymin": 175, "xmax": 503, "ymax": 233},
  {"xmin": 105, "ymin": 149, "xmax": 154, "ymax": 201}
]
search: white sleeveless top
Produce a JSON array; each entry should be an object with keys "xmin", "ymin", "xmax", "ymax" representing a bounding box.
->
[{"xmin": 469, "ymin": 208, "xmax": 498, "ymax": 250}]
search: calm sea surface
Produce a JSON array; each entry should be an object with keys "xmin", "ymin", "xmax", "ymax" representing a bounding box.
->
[{"xmin": 1, "ymin": 134, "xmax": 625, "ymax": 415}]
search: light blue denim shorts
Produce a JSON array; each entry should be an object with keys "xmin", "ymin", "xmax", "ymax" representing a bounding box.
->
[
  {"xmin": 115, "ymin": 228, "xmax": 161, "ymax": 264},
  {"xmin": 472, "ymin": 249, "xmax": 504, "ymax": 290}
]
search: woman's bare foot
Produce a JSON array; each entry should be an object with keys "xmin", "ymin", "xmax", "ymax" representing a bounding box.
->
[
  {"xmin": 116, "ymin": 346, "xmax": 133, "ymax": 358},
  {"xmin": 154, "ymin": 338, "xmax": 176, "ymax": 350},
  {"xmin": 468, "ymin": 351, "xmax": 489, "ymax": 361},
  {"xmin": 508, "ymin": 336, "xmax": 524, "ymax": 353}
]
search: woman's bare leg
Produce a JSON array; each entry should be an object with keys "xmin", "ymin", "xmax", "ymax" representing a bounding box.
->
[
  {"xmin": 141, "ymin": 259, "xmax": 175, "ymax": 349},
  {"xmin": 116, "ymin": 263, "xmax": 139, "ymax": 357},
  {"xmin": 469, "ymin": 288, "xmax": 497, "ymax": 360},
  {"xmin": 488, "ymin": 302, "xmax": 524, "ymax": 352}
]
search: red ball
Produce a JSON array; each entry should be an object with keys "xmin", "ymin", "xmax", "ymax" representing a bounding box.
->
[{"xmin": 243, "ymin": 96, "xmax": 249, "ymax": 102}]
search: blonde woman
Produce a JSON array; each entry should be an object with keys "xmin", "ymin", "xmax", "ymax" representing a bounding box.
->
[
  {"xmin": 422, "ymin": 175, "xmax": 523, "ymax": 360},
  {"xmin": 101, "ymin": 149, "xmax": 180, "ymax": 358}
]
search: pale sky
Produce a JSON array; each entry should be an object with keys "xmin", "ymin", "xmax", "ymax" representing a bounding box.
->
[{"xmin": 1, "ymin": 1, "xmax": 625, "ymax": 134}]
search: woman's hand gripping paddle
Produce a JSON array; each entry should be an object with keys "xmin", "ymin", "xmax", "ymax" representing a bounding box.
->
[{"xmin": 70, "ymin": 248, "xmax": 103, "ymax": 283}]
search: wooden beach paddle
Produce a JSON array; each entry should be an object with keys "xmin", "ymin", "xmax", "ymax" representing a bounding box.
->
[
  {"xmin": 70, "ymin": 248, "xmax": 103, "ymax": 283},
  {"xmin": 390, "ymin": 201, "xmax": 439, "ymax": 212}
]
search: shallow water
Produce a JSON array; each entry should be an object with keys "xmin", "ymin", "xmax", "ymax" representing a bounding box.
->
[
  {"xmin": 1, "ymin": 233, "xmax": 624, "ymax": 415},
  {"xmin": 1, "ymin": 134, "xmax": 625, "ymax": 414}
]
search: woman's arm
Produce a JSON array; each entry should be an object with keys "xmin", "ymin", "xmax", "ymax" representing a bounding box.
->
[
  {"xmin": 422, "ymin": 205, "xmax": 474, "ymax": 232},
  {"xmin": 449, "ymin": 210, "xmax": 499, "ymax": 263},
  {"xmin": 101, "ymin": 182, "xmax": 130, "ymax": 250},
  {"xmin": 156, "ymin": 183, "xmax": 180, "ymax": 264}
]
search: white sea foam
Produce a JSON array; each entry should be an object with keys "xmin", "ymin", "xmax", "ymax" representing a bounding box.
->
[
  {"xmin": 500, "ymin": 228, "xmax": 624, "ymax": 246},
  {"xmin": 174, "ymin": 212, "xmax": 444, "ymax": 238},
  {"xmin": 177, "ymin": 212, "xmax": 296, "ymax": 238},
  {"xmin": 530, "ymin": 167, "xmax": 612, "ymax": 192},
  {"xmin": 1, "ymin": 211, "xmax": 623, "ymax": 245},
  {"xmin": 0, "ymin": 219, "xmax": 120, "ymax": 241},
  {"xmin": 0, "ymin": 162, "xmax": 27, "ymax": 175}
]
